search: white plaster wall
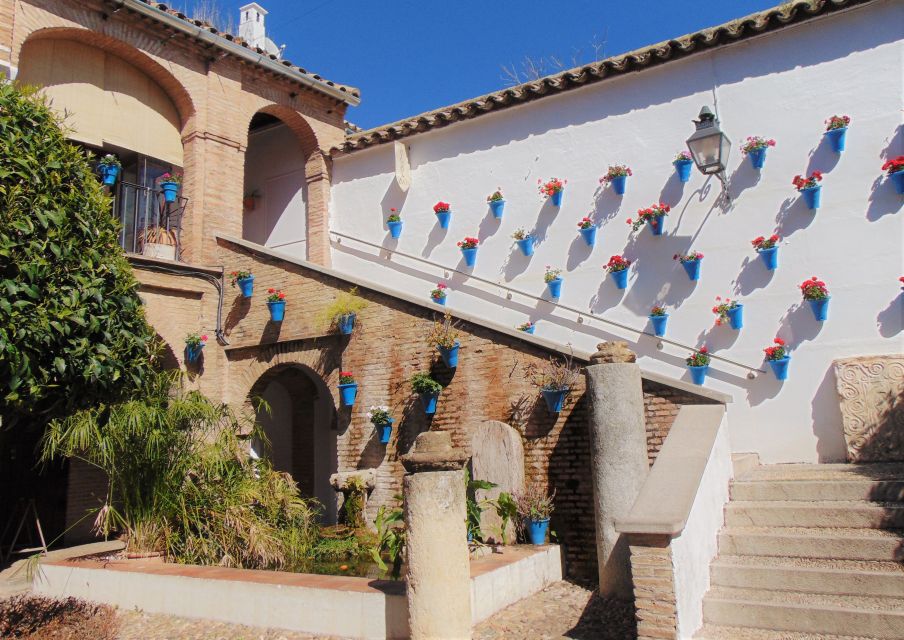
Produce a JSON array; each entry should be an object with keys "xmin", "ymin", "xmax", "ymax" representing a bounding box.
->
[
  {"xmin": 327, "ymin": 1, "xmax": 904, "ymax": 463},
  {"xmin": 243, "ymin": 123, "xmax": 308, "ymax": 259},
  {"xmin": 670, "ymin": 414, "xmax": 733, "ymax": 639}
]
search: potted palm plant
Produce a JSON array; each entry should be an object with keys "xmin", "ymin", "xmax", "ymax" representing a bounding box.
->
[
  {"xmin": 528, "ymin": 353, "xmax": 579, "ymax": 414},
  {"xmin": 487, "ymin": 188, "xmax": 505, "ymax": 218},
  {"xmin": 517, "ymin": 485, "xmax": 555, "ymax": 546},
  {"xmin": 319, "ymin": 287, "xmax": 367, "ymax": 335},
  {"xmin": 142, "ymin": 226, "xmax": 177, "ymax": 260},
  {"xmin": 367, "ymin": 405, "xmax": 394, "ymax": 444},
  {"xmin": 410, "ymin": 372, "xmax": 443, "ymax": 415},
  {"xmin": 229, "ymin": 270, "xmax": 254, "ymax": 297},
  {"xmin": 429, "ymin": 313, "xmax": 461, "ymax": 368},
  {"xmin": 98, "ymin": 154, "xmax": 121, "ymax": 186},
  {"xmin": 338, "ymin": 371, "xmax": 358, "ymax": 406}
]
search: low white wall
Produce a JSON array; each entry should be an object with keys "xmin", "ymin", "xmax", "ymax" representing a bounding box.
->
[
  {"xmin": 670, "ymin": 413, "xmax": 733, "ymax": 639},
  {"xmin": 470, "ymin": 545, "xmax": 563, "ymax": 624},
  {"xmin": 327, "ymin": 0, "xmax": 903, "ymax": 463}
]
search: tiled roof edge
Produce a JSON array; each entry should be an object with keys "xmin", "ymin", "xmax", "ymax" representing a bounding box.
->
[{"xmin": 332, "ymin": 0, "xmax": 877, "ymax": 154}]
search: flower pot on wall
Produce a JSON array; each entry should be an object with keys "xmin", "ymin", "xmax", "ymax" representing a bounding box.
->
[
  {"xmin": 267, "ymin": 300, "xmax": 286, "ymax": 322},
  {"xmin": 546, "ymin": 277, "xmax": 563, "ymax": 299},
  {"xmin": 541, "ymin": 387, "xmax": 569, "ymax": 413},
  {"xmin": 682, "ymin": 259, "xmax": 701, "ymax": 281},
  {"xmin": 161, "ymin": 181, "xmax": 180, "ymax": 203},
  {"xmin": 610, "ymin": 269, "xmax": 629, "ymax": 290},
  {"xmin": 801, "ymin": 185, "xmax": 821, "ymax": 210},
  {"xmin": 337, "ymin": 313, "xmax": 356, "ymax": 335},
  {"xmin": 419, "ymin": 392, "xmax": 439, "ymax": 415},
  {"xmin": 580, "ymin": 226, "xmax": 597, "ymax": 247},
  {"xmin": 688, "ymin": 364, "xmax": 709, "ymax": 385},
  {"xmin": 674, "ymin": 159, "xmax": 693, "ymax": 182},
  {"xmin": 527, "ymin": 518, "xmax": 549, "ymax": 545},
  {"xmin": 649, "ymin": 314, "xmax": 668, "ymax": 337},
  {"xmin": 376, "ymin": 419, "xmax": 393, "ymax": 445},
  {"xmin": 758, "ymin": 247, "xmax": 778, "ymax": 271},
  {"xmin": 890, "ymin": 170, "xmax": 904, "ymax": 195},
  {"xmin": 101, "ymin": 165, "xmax": 119, "ymax": 186},
  {"xmin": 748, "ymin": 148, "xmax": 767, "ymax": 170},
  {"xmin": 516, "ymin": 237, "xmax": 534, "ymax": 257},
  {"xmin": 432, "ymin": 295, "xmax": 446, "ymax": 306},
  {"xmin": 649, "ymin": 217, "xmax": 665, "ymax": 236},
  {"xmin": 185, "ymin": 343, "xmax": 204, "ymax": 364},
  {"xmin": 388, "ymin": 220, "xmax": 403, "ymax": 238},
  {"xmin": 610, "ymin": 175, "xmax": 627, "ymax": 195},
  {"xmin": 461, "ymin": 247, "xmax": 478, "ymax": 267},
  {"xmin": 768, "ymin": 357, "xmax": 790, "ymax": 381},
  {"xmin": 727, "ymin": 304, "xmax": 744, "ymax": 330},
  {"xmin": 338, "ymin": 382, "xmax": 358, "ymax": 407},
  {"xmin": 237, "ymin": 276, "xmax": 254, "ymax": 297},
  {"xmin": 551, "ymin": 190, "xmax": 564, "ymax": 207},
  {"xmin": 436, "ymin": 211, "xmax": 451, "ymax": 229},
  {"xmin": 825, "ymin": 127, "xmax": 847, "ymax": 153},
  {"xmin": 490, "ymin": 200, "xmax": 505, "ymax": 218},
  {"xmin": 808, "ymin": 297, "xmax": 830, "ymax": 321},
  {"xmin": 438, "ymin": 341, "xmax": 460, "ymax": 368}
]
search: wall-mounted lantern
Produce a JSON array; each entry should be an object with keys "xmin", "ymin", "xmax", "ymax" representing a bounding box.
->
[{"xmin": 686, "ymin": 106, "xmax": 731, "ymax": 199}]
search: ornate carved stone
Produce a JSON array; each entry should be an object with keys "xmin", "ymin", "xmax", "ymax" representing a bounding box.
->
[
  {"xmin": 329, "ymin": 470, "xmax": 376, "ymax": 492},
  {"xmin": 834, "ymin": 355, "xmax": 904, "ymax": 462},
  {"xmin": 590, "ymin": 341, "xmax": 637, "ymax": 364}
]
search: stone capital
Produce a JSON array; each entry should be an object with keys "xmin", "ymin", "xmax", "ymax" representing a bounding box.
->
[
  {"xmin": 401, "ymin": 431, "xmax": 469, "ymax": 473},
  {"xmin": 590, "ymin": 341, "xmax": 636, "ymax": 364}
]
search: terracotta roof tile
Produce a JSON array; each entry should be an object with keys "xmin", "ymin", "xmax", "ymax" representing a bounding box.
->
[{"xmin": 333, "ymin": 0, "xmax": 876, "ymax": 155}]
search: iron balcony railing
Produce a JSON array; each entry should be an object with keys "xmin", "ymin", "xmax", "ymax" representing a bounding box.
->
[{"xmin": 114, "ymin": 181, "xmax": 188, "ymax": 262}]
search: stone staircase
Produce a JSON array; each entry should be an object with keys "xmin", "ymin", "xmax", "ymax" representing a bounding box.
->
[{"xmin": 695, "ymin": 463, "xmax": 904, "ymax": 639}]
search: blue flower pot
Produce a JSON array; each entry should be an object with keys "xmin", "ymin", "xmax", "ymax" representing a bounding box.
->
[
  {"xmin": 688, "ymin": 364, "xmax": 709, "ymax": 385},
  {"xmin": 516, "ymin": 237, "xmax": 534, "ymax": 257},
  {"xmin": 748, "ymin": 148, "xmax": 767, "ymax": 170},
  {"xmin": 490, "ymin": 199, "xmax": 505, "ymax": 218},
  {"xmin": 438, "ymin": 341, "xmax": 460, "ymax": 368},
  {"xmin": 551, "ymin": 190, "xmax": 564, "ymax": 207},
  {"xmin": 758, "ymin": 247, "xmax": 778, "ymax": 271},
  {"xmin": 520, "ymin": 324, "xmax": 536, "ymax": 334},
  {"xmin": 267, "ymin": 300, "xmax": 286, "ymax": 322},
  {"xmin": 674, "ymin": 159, "xmax": 693, "ymax": 183},
  {"xmin": 100, "ymin": 164, "xmax": 119, "ymax": 186},
  {"xmin": 436, "ymin": 210, "xmax": 451, "ymax": 229},
  {"xmin": 185, "ymin": 343, "xmax": 204, "ymax": 364},
  {"xmin": 682, "ymin": 259, "xmax": 701, "ymax": 281},
  {"xmin": 161, "ymin": 182, "xmax": 179, "ymax": 203},
  {"xmin": 337, "ymin": 313, "xmax": 356, "ymax": 335},
  {"xmin": 610, "ymin": 175, "xmax": 627, "ymax": 195},
  {"xmin": 338, "ymin": 382, "xmax": 358, "ymax": 407},
  {"xmin": 461, "ymin": 247, "xmax": 478, "ymax": 267},
  {"xmin": 649, "ymin": 314, "xmax": 668, "ymax": 337},
  {"xmin": 541, "ymin": 387, "xmax": 569, "ymax": 413},
  {"xmin": 432, "ymin": 295, "xmax": 446, "ymax": 306},
  {"xmin": 825, "ymin": 127, "xmax": 847, "ymax": 153},
  {"xmin": 727, "ymin": 304, "xmax": 744, "ymax": 330},
  {"xmin": 649, "ymin": 217, "xmax": 665, "ymax": 236},
  {"xmin": 611, "ymin": 268, "xmax": 629, "ymax": 290},
  {"xmin": 376, "ymin": 419, "xmax": 393, "ymax": 445},
  {"xmin": 387, "ymin": 220, "xmax": 403, "ymax": 238},
  {"xmin": 891, "ymin": 170, "xmax": 904, "ymax": 195},
  {"xmin": 579, "ymin": 226, "xmax": 597, "ymax": 247},
  {"xmin": 527, "ymin": 518, "xmax": 549, "ymax": 546},
  {"xmin": 237, "ymin": 276, "xmax": 254, "ymax": 298},
  {"xmin": 420, "ymin": 391, "xmax": 439, "ymax": 415},
  {"xmin": 768, "ymin": 356, "xmax": 790, "ymax": 381},
  {"xmin": 808, "ymin": 297, "xmax": 830, "ymax": 321},
  {"xmin": 546, "ymin": 277, "xmax": 563, "ymax": 299},
  {"xmin": 801, "ymin": 185, "xmax": 821, "ymax": 210}
]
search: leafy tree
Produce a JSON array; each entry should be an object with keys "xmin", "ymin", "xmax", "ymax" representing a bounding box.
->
[{"xmin": 0, "ymin": 82, "xmax": 156, "ymax": 430}]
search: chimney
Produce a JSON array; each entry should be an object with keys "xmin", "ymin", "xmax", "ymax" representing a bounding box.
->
[{"xmin": 238, "ymin": 3, "xmax": 268, "ymax": 49}]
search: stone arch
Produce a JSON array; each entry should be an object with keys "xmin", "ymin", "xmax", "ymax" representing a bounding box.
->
[
  {"xmin": 253, "ymin": 104, "xmax": 320, "ymax": 157},
  {"xmin": 152, "ymin": 334, "xmax": 181, "ymax": 372},
  {"xmin": 17, "ymin": 27, "xmax": 196, "ymax": 132}
]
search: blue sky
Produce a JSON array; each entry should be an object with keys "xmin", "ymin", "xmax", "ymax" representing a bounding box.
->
[{"xmin": 211, "ymin": 0, "xmax": 780, "ymax": 130}]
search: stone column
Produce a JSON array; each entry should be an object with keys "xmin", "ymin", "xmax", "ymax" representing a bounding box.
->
[
  {"xmin": 585, "ymin": 342, "xmax": 650, "ymax": 599},
  {"xmin": 401, "ymin": 431, "xmax": 472, "ymax": 640}
]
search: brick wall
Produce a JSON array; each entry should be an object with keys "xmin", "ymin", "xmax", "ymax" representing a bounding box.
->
[{"xmin": 628, "ymin": 537, "xmax": 679, "ymax": 640}]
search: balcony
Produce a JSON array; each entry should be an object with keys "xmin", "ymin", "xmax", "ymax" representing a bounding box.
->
[{"xmin": 114, "ymin": 181, "xmax": 188, "ymax": 262}]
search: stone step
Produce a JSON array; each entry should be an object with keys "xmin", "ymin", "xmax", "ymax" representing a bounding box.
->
[
  {"xmin": 725, "ymin": 501, "xmax": 904, "ymax": 529},
  {"xmin": 695, "ymin": 623, "xmax": 876, "ymax": 639},
  {"xmin": 719, "ymin": 526, "xmax": 904, "ymax": 562},
  {"xmin": 731, "ymin": 479, "xmax": 904, "ymax": 502},
  {"xmin": 737, "ymin": 463, "xmax": 904, "ymax": 483},
  {"xmin": 711, "ymin": 555, "xmax": 904, "ymax": 597},
  {"xmin": 703, "ymin": 586, "xmax": 904, "ymax": 639}
]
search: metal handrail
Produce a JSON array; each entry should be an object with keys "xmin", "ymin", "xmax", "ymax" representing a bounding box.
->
[{"xmin": 330, "ymin": 229, "xmax": 764, "ymax": 376}]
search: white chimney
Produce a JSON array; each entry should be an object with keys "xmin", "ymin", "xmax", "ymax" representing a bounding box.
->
[{"xmin": 239, "ymin": 3, "xmax": 268, "ymax": 50}]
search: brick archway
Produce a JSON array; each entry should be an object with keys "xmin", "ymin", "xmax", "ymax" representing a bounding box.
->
[{"xmin": 228, "ymin": 342, "xmax": 340, "ymax": 409}]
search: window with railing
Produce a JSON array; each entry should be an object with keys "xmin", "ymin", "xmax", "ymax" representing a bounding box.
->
[{"xmin": 114, "ymin": 181, "xmax": 188, "ymax": 261}]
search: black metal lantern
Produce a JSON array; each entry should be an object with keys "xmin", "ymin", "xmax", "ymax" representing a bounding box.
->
[{"xmin": 686, "ymin": 106, "xmax": 731, "ymax": 176}]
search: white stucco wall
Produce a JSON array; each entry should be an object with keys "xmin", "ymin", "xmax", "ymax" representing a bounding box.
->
[
  {"xmin": 326, "ymin": 1, "xmax": 903, "ymax": 462},
  {"xmin": 243, "ymin": 123, "xmax": 308, "ymax": 259},
  {"xmin": 670, "ymin": 413, "xmax": 733, "ymax": 639}
]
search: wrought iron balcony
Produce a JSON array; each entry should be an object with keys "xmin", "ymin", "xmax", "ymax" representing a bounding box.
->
[{"xmin": 113, "ymin": 181, "xmax": 188, "ymax": 262}]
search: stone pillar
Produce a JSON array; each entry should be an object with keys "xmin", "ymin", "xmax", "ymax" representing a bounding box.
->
[
  {"xmin": 585, "ymin": 342, "xmax": 650, "ymax": 599},
  {"xmin": 401, "ymin": 431, "xmax": 472, "ymax": 640}
]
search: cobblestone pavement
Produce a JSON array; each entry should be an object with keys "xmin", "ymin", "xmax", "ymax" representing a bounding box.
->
[{"xmin": 114, "ymin": 580, "xmax": 636, "ymax": 640}]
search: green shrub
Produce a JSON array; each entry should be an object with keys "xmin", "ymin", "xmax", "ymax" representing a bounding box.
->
[
  {"xmin": 0, "ymin": 83, "xmax": 156, "ymax": 430},
  {"xmin": 410, "ymin": 372, "xmax": 443, "ymax": 395}
]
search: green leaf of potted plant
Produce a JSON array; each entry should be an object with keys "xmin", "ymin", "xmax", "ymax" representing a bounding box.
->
[{"xmin": 410, "ymin": 372, "xmax": 443, "ymax": 415}]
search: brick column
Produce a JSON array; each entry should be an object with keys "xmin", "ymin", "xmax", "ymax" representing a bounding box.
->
[
  {"xmin": 628, "ymin": 535, "xmax": 679, "ymax": 640},
  {"xmin": 305, "ymin": 150, "xmax": 332, "ymax": 267}
]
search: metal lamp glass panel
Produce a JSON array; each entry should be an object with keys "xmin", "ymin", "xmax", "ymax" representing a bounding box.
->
[{"xmin": 687, "ymin": 130, "xmax": 731, "ymax": 175}]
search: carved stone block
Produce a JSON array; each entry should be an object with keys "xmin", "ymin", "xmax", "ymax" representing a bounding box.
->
[{"xmin": 834, "ymin": 355, "xmax": 904, "ymax": 462}]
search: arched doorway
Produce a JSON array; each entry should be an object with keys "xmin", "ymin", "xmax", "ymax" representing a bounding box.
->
[
  {"xmin": 242, "ymin": 109, "xmax": 316, "ymax": 259},
  {"xmin": 249, "ymin": 364, "xmax": 338, "ymax": 522}
]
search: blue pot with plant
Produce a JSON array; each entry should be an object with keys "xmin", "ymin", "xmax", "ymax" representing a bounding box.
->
[
  {"xmin": 682, "ymin": 259, "xmax": 701, "ymax": 281},
  {"xmin": 649, "ymin": 308, "xmax": 668, "ymax": 337},
  {"xmin": 527, "ymin": 518, "xmax": 549, "ymax": 545},
  {"xmin": 551, "ymin": 190, "xmax": 564, "ymax": 207},
  {"xmin": 266, "ymin": 289, "xmax": 286, "ymax": 322},
  {"xmin": 367, "ymin": 407, "xmax": 393, "ymax": 444},
  {"xmin": 434, "ymin": 201, "xmax": 452, "ymax": 229},
  {"xmin": 749, "ymin": 148, "xmax": 767, "ymax": 169},
  {"xmin": 338, "ymin": 372, "xmax": 358, "ymax": 407},
  {"xmin": 514, "ymin": 232, "xmax": 534, "ymax": 257},
  {"xmin": 545, "ymin": 268, "xmax": 563, "ymax": 299},
  {"xmin": 230, "ymin": 270, "xmax": 254, "ymax": 297},
  {"xmin": 488, "ymin": 192, "xmax": 505, "ymax": 218},
  {"xmin": 607, "ymin": 256, "xmax": 631, "ymax": 290},
  {"xmin": 184, "ymin": 332, "xmax": 207, "ymax": 364},
  {"xmin": 518, "ymin": 321, "xmax": 535, "ymax": 334},
  {"xmin": 688, "ymin": 364, "xmax": 709, "ymax": 385},
  {"xmin": 809, "ymin": 297, "xmax": 830, "ymax": 321},
  {"xmin": 159, "ymin": 172, "xmax": 181, "ymax": 203},
  {"xmin": 337, "ymin": 313, "xmax": 356, "ymax": 335},
  {"xmin": 98, "ymin": 154, "xmax": 120, "ymax": 186},
  {"xmin": 769, "ymin": 357, "xmax": 790, "ymax": 381},
  {"xmin": 758, "ymin": 247, "xmax": 778, "ymax": 270},
  {"xmin": 728, "ymin": 304, "xmax": 744, "ymax": 330},
  {"xmin": 460, "ymin": 246, "xmax": 478, "ymax": 267},
  {"xmin": 826, "ymin": 128, "xmax": 847, "ymax": 153},
  {"xmin": 438, "ymin": 340, "xmax": 460, "ymax": 368},
  {"xmin": 686, "ymin": 347, "xmax": 710, "ymax": 385},
  {"xmin": 578, "ymin": 219, "xmax": 596, "ymax": 247},
  {"xmin": 541, "ymin": 387, "xmax": 569, "ymax": 413},
  {"xmin": 411, "ymin": 372, "xmax": 443, "ymax": 415},
  {"xmin": 891, "ymin": 170, "xmax": 904, "ymax": 195},
  {"xmin": 802, "ymin": 185, "xmax": 821, "ymax": 210},
  {"xmin": 674, "ymin": 153, "xmax": 693, "ymax": 182},
  {"xmin": 387, "ymin": 220, "xmax": 403, "ymax": 238}
]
